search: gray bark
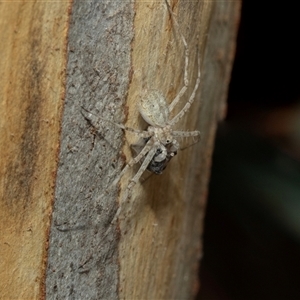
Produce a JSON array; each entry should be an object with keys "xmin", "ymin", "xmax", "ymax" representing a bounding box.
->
[{"xmin": 46, "ymin": 1, "xmax": 134, "ymax": 299}]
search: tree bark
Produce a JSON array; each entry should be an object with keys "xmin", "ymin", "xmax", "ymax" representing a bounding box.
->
[{"xmin": 0, "ymin": 0, "xmax": 240, "ymax": 299}]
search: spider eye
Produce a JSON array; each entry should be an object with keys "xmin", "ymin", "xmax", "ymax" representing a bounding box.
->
[{"xmin": 166, "ymin": 139, "xmax": 170, "ymax": 144}]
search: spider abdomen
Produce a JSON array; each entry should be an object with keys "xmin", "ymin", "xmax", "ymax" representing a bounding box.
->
[{"xmin": 139, "ymin": 90, "xmax": 169, "ymax": 127}]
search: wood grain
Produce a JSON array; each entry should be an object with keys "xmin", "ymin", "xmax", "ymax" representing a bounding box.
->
[
  {"xmin": 119, "ymin": 1, "xmax": 241, "ymax": 298},
  {"xmin": 120, "ymin": 1, "xmax": 213, "ymax": 299},
  {"xmin": 0, "ymin": 1, "xmax": 70, "ymax": 299}
]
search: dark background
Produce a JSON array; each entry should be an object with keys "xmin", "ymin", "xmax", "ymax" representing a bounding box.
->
[{"xmin": 198, "ymin": 1, "xmax": 300, "ymax": 299}]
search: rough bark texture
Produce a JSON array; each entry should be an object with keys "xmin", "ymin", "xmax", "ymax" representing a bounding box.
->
[
  {"xmin": 45, "ymin": 1, "xmax": 134, "ymax": 299},
  {"xmin": 0, "ymin": 1, "xmax": 70, "ymax": 299},
  {"xmin": 0, "ymin": 0, "xmax": 240, "ymax": 299}
]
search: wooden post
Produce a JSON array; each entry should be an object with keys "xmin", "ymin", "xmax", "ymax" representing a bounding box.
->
[
  {"xmin": 0, "ymin": 0, "xmax": 240, "ymax": 299},
  {"xmin": 0, "ymin": 1, "xmax": 71, "ymax": 299}
]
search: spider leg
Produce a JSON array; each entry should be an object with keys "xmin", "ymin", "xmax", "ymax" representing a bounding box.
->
[
  {"xmin": 110, "ymin": 137, "xmax": 155, "ymax": 188},
  {"xmin": 111, "ymin": 145, "xmax": 158, "ymax": 223},
  {"xmin": 81, "ymin": 106, "xmax": 150, "ymax": 137},
  {"xmin": 165, "ymin": 0, "xmax": 189, "ymax": 113},
  {"xmin": 173, "ymin": 130, "xmax": 201, "ymax": 146},
  {"xmin": 98, "ymin": 137, "xmax": 156, "ymax": 225},
  {"xmin": 173, "ymin": 130, "xmax": 201, "ymax": 138},
  {"xmin": 127, "ymin": 145, "xmax": 158, "ymax": 192},
  {"xmin": 170, "ymin": 49, "xmax": 201, "ymax": 125}
]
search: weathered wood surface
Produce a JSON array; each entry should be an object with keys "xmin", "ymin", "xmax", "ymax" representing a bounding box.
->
[
  {"xmin": 0, "ymin": 1, "xmax": 70, "ymax": 299},
  {"xmin": 0, "ymin": 0, "xmax": 240, "ymax": 299}
]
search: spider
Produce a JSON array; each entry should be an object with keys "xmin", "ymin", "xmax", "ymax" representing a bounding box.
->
[
  {"xmin": 111, "ymin": 1, "xmax": 201, "ymax": 205},
  {"xmin": 82, "ymin": 0, "xmax": 201, "ymax": 220}
]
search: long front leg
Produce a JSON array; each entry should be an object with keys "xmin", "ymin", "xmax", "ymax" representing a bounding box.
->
[
  {"xmin": 112, "ymin": 145, "xmax": 158, "ymax": 223},
  {"xmin": 110, "ymin": 137, "xmax": 155, "ymax": 188},
  {"xmin": 128, "ymin": 144, "xmax": 158, "ymax": 190}
]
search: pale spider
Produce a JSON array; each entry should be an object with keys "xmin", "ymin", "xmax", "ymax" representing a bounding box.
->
[
  {"xmin": 83, "ymin": 0, "xmax": 201, "ymax": 220},
  {"xmin": 111, "ymin": 1, "xmax": 201, "ymax": 199}
]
